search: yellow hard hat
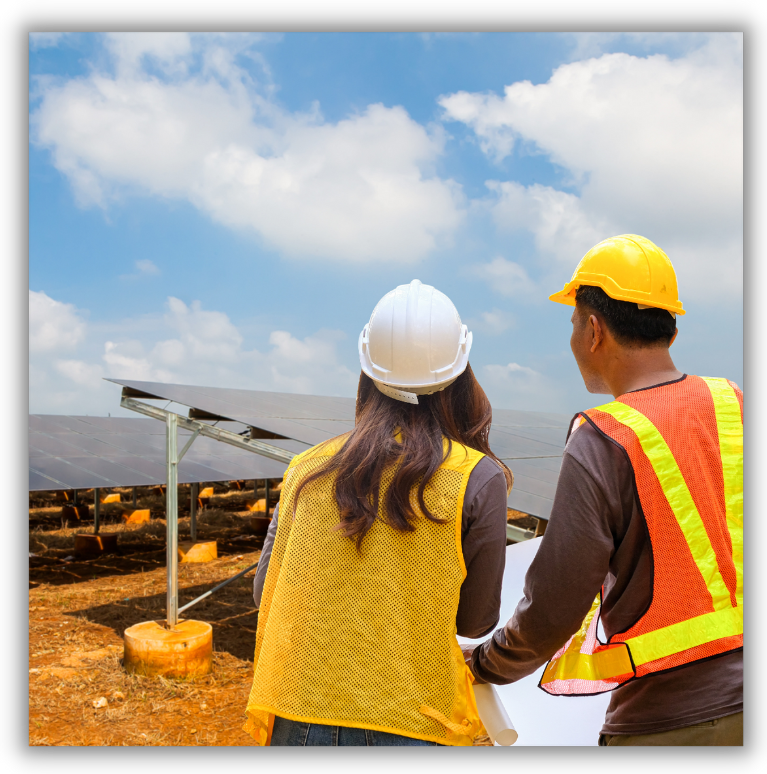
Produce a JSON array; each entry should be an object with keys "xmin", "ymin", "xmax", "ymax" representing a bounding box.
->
[{"xmin": 548, "ymin": 234, "xmax": 685, "ymax": 316}]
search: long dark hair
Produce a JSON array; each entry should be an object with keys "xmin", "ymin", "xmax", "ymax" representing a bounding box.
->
[{"xmin": 292, "ymin": 364, "xmax": 513, "ymax": 548}]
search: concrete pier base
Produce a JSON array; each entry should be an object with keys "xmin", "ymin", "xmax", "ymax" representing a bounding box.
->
[
  {"xmin": 74, "ymin": 533, "xmax": 118, "ymax": 557},
  {"xmin": 250, "ymin": 516, "xmax": 271, "ymax": 536},
  {"xmin": 121, "ymin": 509, "xmax": 151, "ymax": 525},
  {"xmin": 178, "ymin": 541, "xmax": 217, "ymax": 564},
  {"xmin": 123, "ymin": 620, "xmax": 213, "ymax": 678}
]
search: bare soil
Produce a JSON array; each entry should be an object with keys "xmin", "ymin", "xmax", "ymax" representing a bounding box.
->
[{"xmin": 29, "ymin": 483, "xmax": 493, "ymax": 746}]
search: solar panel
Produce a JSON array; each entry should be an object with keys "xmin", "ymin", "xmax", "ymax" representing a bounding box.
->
[
  {"xmin": 28, "ymin": 415, "xmax": 309, "ymax": 492},
  {"xmin": 106, "ymin": 379, "xmax": 571, "ymax": 519}
]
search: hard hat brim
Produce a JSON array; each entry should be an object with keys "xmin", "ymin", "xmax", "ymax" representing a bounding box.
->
[{"xmin": 548, "ymin": 278, "xmax": 685, "ymax": 316}]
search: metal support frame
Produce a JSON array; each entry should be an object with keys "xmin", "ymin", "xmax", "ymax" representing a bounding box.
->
[
  {"xmin": 166, "ymin": 412, "xmax": 179, "ymax": 628},
  {"xmin": 178, "ymin": 558, "xmax": 260, "ymax": 615},
  {"xmin": 190, "ymin": 482, "xmax": 199, "ymax": 542},
  {"xmin": 94, "ymin": 488, "xmax": 100, "ymax": 534},
  {"xmin": 121, "ymin": 392, "xmax": 294, "ymax": 630},
  {"xmin": 506, "ymin": 522, "xmax": 535, "ymax": 544},
  {"xmin": 132, "ymin": 487, "xmax": 137, "ymax": 508},
  {"xmin": 264, "ymin": 478, "xmax": 270, "ymax": 514},
  {"xmin": 121, "ymin": 395, "xmax": 294, "ymax": 464}
]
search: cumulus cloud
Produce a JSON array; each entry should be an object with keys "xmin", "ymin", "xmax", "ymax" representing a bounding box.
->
[
  {"xmin": 31, "ymin": 33, "xmax": 463, "ymax": 264},
  {"xmin": 440, "ymin": 34, "xmax": 743, "ymax": 300},
  {"xmin": 120, "ymin": 259, "xmax": 161, "ymax": 280},
  {"xmin": 467, "ymin": 308, "xmax": 517, "ymax": 335},
  {"xmin": 481, "ymin": 362, "xmax": 565, "ymax": 412},
  {"xmin": 471, "ymin": 256, "xmax": 537, "ymax": 298},
  {"xmin": 29, "ymin": 33, "xmax": 68, "ymax": 49},
  {"xmin": 29, "ymin": 292, "xmax": 358, "ymax": 415},
  {"xmin": 29, "ymin": 290, "xmax": 86, "ymax": 352}
]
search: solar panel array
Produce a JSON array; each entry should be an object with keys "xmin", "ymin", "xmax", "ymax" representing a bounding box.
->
[
  {"xmin": 29, "ymin": 414, "xmax": 308, "ymax": 492},
  {"xmin": 108, "ymin": 379, "xmax": 571, "ymax": 519}
]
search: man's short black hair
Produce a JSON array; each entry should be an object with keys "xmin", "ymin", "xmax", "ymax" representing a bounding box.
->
[{"xmin": 575, "ymin": 285, "xmax": 677, "ymax": 347}]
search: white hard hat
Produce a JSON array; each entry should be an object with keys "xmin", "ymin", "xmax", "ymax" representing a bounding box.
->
[{"xmin": 358, "ymin": 279, "xmax": 472, "ymax": 405}]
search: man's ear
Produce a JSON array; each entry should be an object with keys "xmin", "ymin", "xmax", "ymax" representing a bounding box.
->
[{"xmin": 588, "ymin": 314, "xmax": 604, "ymax": 354}]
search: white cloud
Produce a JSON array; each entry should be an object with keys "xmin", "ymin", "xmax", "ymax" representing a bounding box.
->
[
  {"xmin": 481, "ymin": 362, "xmax": 564, "ymax": 413},
  {"xmin": 471, "ymin": 256, "xmax": 537, "ymax": 298},
  {"xmin": 54, "ymin": 359, "xmax": 104, "ymax": 387},
  {"xmin": 29, "ymin": 290, "xmax": 86, "ymax": 352},
  {"xmin": 29, "ymin": 292, "xmax": 359, "ymax": 415},
  {"xmin": 440, "ymin": 34, "xmax": 743, "ymax": 300},
  {"xmin": 136, "ymin": 259, "xmax": 160, "ymax": 275},
  {"xmin": 467, "ymin": 308, "xmax": 517, "ymax": 335},
  {"xmin": 31, "ymin": 33, "xmax": 464, "ymax": 264},
  {"xmin": 488, "ymin": 181, "xmax": 607, "ymax": 265},
  {"xmin": 562, "ymin": 32, "xmax": 717, "ymax": 62},
  {"xmin": 105, "ymin": 32, "xmax": 193, "ymax": 76},
  {"xmin": 120, "ymin": 259, "xmax": 161, "ymax": 280},
  {"xmin": 29, "ymin": 33, "xmax": 68, "ymax": 49}
]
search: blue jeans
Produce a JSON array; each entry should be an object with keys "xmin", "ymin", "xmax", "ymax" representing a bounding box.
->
[{"xmin": 271, "ymin": 716, "xmax": 439, "ymax": 746}]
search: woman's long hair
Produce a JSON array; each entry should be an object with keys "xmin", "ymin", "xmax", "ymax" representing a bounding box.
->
[{"xmin": 292, "ymin": 364, "xmax": 513, "ymax": 548}]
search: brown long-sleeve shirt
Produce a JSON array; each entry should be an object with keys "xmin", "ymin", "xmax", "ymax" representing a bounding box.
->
[
  {"xmin": 253, "ymin": 455, "xmax": 509, "ymax": 639},
  {"xmin": 471, "ymin": 382, "xmax": 743, "ymax": 735}
]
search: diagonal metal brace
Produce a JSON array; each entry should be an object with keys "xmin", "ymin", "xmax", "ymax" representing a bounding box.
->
[
  {"xmin": 120, "ymin": 395, "xmax": 295, "ymax": 464},
  {"xmin": 177, "ymin": 427, "xmax": 201, "ymax": 462}
]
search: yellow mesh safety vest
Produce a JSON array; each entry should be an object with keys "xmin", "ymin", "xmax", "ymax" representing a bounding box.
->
[{"xmin": 243, "ymin": 435, "xmax": 488, "ymax": 746}]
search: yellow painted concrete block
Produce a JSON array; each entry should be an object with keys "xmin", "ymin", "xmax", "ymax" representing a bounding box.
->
[
  {"xmin": 121, "ymin": 509, "xmax": 151, "ymax": 524},
  {"xmin": 178, "ymin": 541, "xmax": 218, "ymax": 564}
]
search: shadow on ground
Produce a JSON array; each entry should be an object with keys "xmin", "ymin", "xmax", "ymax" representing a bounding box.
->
[{"xmin": 70, "ymin": 575, "xmax": 260, "ymax": 662}]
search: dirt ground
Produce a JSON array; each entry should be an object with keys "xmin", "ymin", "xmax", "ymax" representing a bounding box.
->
[{"xmin": 28, "ymin": 483, "xmax": 503, "ymax": 746}]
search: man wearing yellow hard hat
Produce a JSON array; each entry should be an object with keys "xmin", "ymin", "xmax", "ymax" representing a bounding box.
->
[{"xmin": 464, "ymin": 235, "xmax": 743, "ymax": 745}]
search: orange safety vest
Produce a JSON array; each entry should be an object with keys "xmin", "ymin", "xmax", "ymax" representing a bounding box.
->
[{"xmin": 540, "ymin": 375, "xmax": 743, "ymax": 696}]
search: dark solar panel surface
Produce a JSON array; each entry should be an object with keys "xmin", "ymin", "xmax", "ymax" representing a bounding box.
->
[
  {"xmin": 29, "ymin": 415, "xmax": 308, "ymax": 491},
  {"xmin": 108, "ymin": 379, "xmax": 572, "ymax": 519}
]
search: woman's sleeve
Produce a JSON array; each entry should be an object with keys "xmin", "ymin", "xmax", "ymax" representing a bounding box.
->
[
  {"xmin": 253, "ymin": 503, "xmax": 279, "ymax": 608},
  {"xmin": 456, "ymin": 460, "xmax": 509, "ymax": 638}
]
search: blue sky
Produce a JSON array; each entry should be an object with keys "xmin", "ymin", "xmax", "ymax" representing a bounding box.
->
[{"xmin": 28, "ymin": 32, "xmax": 743, "ymax": 417}]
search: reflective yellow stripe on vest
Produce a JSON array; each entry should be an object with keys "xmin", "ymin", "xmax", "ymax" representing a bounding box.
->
[
  {"xmin": 700, "ymin": 377, "xmax": 744, "ymax": 609},
  {"xmin": 596, "ymin": 400, "xmax": 733, "ymax": 613},
  {"xmin": 539, "ymin": 595, "xmax": 633, "ymax": 685},
  {"xmin": 625, "ymin": 605, "xmax": 741, "ymax": 667}
]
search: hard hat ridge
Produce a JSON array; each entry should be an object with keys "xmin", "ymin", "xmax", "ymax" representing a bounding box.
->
[{"xmin": 359, "ymin": 279, "xmax": 472, "ymax": 405}]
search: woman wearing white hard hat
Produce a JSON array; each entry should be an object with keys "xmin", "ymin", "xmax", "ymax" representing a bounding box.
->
[{"xmin": 244, "ymin": 279, "xmax": 512, "ymax": 747}]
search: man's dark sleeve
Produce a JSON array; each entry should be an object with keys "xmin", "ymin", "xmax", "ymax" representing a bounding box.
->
[
  {"xmin": 471, "ymin": 432, "xmax": 616, "ymax": 684},
  {"xmin": 456, "ymin": 459, "xmax": 509, "ymax": 638},
  {"xmin": 253, "ymin": 503, "xmax": 279, "ymax": 608}
]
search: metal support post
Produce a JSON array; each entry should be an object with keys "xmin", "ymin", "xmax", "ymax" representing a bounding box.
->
[
  {"xmin": 190, "ymin": 482, "xmax": 198, "ymax": 542},
  {"xmin": 73, "ymin": 489, "xmax": 79, "ymax": 505},
  {"xmin": 166, "ymin": 412, "xmax": 179, "ymax": 629},
  {"xmin": 132, "ymin": 487, "xmax": 137, "ymax": 508},
  {"xmin": 264, "ymin": 479, "xmax": 270, "ymax": 515},
  {"xmin": 94, "ymin": 489, "xmax": 100, "ymax": 534}
]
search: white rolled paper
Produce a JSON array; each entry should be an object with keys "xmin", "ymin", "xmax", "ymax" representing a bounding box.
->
[{"xmin": 473, "ymin": 682, "xmax": 518, "ymax": 745}]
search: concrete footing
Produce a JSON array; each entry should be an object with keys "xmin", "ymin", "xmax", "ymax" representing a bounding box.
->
[
  {"xmin": 250, "ymin": 516, "xmax": 271, "ymax": 535},
  {"xmin": 123, "ymin": 620, "xmax": 213, "ymax": 678},
  {"xmin": 178, "ymin": 540, "xmax": 217, "ymax": 563},
  {"xmin": 74, "ymin": 533, "xmax": 118, "ymax": 557},
  {"xmin": 62, "ymin": 504, "xmax": 89, "ymax": 521},
  {"xmin": 121, "ymin": 509, "xmax": 151, "ymax": 525}
]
